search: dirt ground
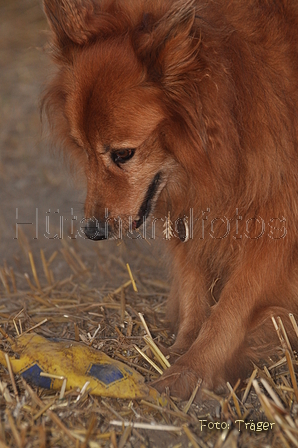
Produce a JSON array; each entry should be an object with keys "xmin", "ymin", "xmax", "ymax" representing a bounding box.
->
[
  {"xmin": 0, "ymin": 1, "xmax": 296, "ymax": 447},
  {"xmin": 0, "ymin": 0, "xmax": 78, "ymax": 267}
]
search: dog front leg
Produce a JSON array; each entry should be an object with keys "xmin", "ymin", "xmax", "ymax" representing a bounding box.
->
[
  {"xmin": 154, "ymin": 249, "xmax": 285, "ymax": 399},
  {"xmin": 167, "ymin": 248, "xmax": 211, "ymax": 356}
]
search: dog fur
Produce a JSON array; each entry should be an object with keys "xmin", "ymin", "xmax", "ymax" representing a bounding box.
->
[{"xmin": 43, "ymin": 0, "xmax": 298, "ymax": 400}]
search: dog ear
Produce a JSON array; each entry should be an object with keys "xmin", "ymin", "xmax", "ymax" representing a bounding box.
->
[
  {"xmin": 135, "ymin": 0, "xmax": 203, "ymax": 130},
  {"xmin": 43, "ymin": 0, "xmax": 95, "ymax": 46},
  {"xmin": 136, "ymin": 0, "xmax": 199, "ymax": 78},
  {"xmin": 135, "ymin": 0, "xmax": 208, "ymax": 157}
]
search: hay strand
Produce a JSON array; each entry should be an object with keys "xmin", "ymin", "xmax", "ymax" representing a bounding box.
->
[
  {"xmin": 4, "ymin": 353, "xmax": 19, "ymax": 403},
  {"xmin": 126, "ymin": 263, "xmax": 138, "ymax": 292},
  {"xmin": 134, "ymin": 345, "xmax": 163, "ymax": 375}
]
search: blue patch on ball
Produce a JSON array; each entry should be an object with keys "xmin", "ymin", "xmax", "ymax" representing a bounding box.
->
[
  {"xmin": 88, "ymin": 364, "xmax": 124, "ymax": 385},
  {"xmin": 21, "ymin": 363, "xmax": 52, "ymax": 389}
]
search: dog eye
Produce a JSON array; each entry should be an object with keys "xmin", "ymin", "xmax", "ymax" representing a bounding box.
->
[{"xmin": 111, "ymin": 148, "xmax": 135, "ymax": 165}]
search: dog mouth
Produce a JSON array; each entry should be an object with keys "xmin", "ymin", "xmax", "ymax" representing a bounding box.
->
[
  {"xmin": 84, "ymin": 172, "xmax": 162, "ymax": 240},
  {"xmin": 134, "ymin": 172, "xmax": 162, "ymax": 229}
]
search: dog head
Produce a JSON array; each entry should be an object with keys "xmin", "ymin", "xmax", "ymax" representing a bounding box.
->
[{"xmin": 43, "ymin": 0, "xmax": 208, "ymax": 240}]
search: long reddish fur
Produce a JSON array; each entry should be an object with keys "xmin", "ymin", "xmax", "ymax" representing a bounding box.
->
[{"xmin": 43, "ymin": 0, "xmax": 298, "ymax": 399}]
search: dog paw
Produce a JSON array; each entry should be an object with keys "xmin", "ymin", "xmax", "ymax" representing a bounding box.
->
[{"xmin": 152, "ymin": 364, "xmax": 202, "ymax": 401}]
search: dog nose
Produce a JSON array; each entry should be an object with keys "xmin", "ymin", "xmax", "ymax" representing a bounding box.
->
[{"xmin": 83, "ymin": 219, "xmax": 108, "ymax": 240}]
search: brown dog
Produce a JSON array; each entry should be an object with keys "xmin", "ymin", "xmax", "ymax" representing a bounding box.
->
[{"xmin": 43, "ymin": 0, "xmax": 298, "ymax": 400}]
